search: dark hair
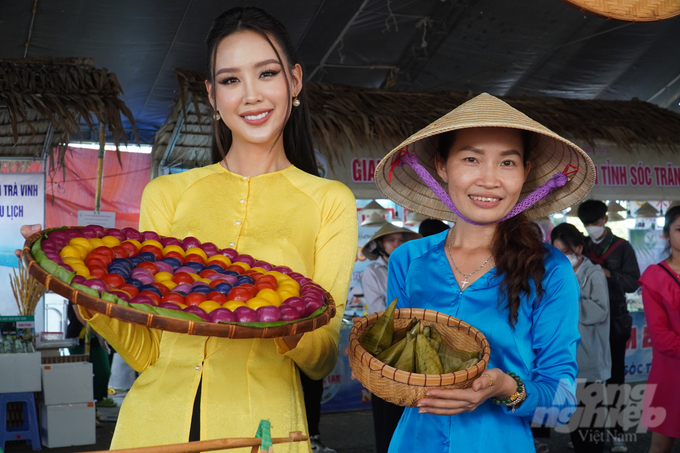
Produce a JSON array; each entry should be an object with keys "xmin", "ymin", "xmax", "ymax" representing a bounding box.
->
[
  {"xmin": 528, "ymin": 222, "xmax": 545, "ymax": 242},
  {"xmin": 550, "ymin": 223, "xmax": 585, "ymax": 254},
  {"xmin": 662, "ymin": 205, "xmax": 680, "ymax": 257},
  {"xmin": 577, "ymin": 200, "xmax": 608, "ymax": 226},
  {"xmin": 437, "ymin": 127, "xmax": 546, "ymax": 327},
  {"xmin": 418, "ymin": 218, "xmax": 450, "ymax": 237},
  {"xmin": 205, "ymin": 7, "xmax": 318, "ymax": 176}
]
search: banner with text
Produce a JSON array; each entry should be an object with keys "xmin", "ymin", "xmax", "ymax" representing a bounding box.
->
[
  {"xmin": 585, "ymin": 145, "xmax": 680, "ymax": 200},
  {"xmin": 629, "ymin": 228, "xmax": 667, "ymax": 275},
  {"xmin": 624, "ymin": 311, "xmax": 653, "ymax": 382},
  {"xmin": 0, "ymin": 173, "xmax": 45, "ymax": 317},
  {"xmin": 0, "ymin": 173, "xmax": 44, "ymax": 268},
  {"xmin": 326, "ymin": 146, "xmax": 680, "ymax": 201}
]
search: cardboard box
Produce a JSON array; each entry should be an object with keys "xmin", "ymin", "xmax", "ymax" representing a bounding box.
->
[
  {"xmin": 40, "ymin": 402, "xmax": 96, "ymax": 448},
  {"xmin": 0, "ymin": 352, "xmax": 42, "ymax": 392},
  {"xmin": 42, "ymin": 362, "xmax": 93, "ymax": 405}
]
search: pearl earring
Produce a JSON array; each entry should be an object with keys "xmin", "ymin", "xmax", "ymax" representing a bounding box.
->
[
  {"xmin": 293, "ymin": 96, "xmax": 300, "ymax": 107},
  {"xmin": 213, "ymin": 111, "xmax": 221, "ymax": 121}
]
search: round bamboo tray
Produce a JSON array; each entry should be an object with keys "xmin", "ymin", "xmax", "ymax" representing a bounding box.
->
[
  {"xmin": 348, "ymin": 308, "xmax": 491, "ymax": 407},
  {"xmin": 561, "ymin": 0, "xmax": 680, "ymax": 21},
  {"xmin": 21, "ymin": 228, "xmax": 335, "ymax": 339}
]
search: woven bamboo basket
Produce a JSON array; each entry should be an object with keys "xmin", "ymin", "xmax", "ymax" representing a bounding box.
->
[
  {"xmin": 21, "ymin": 228, "xmax": 335, "ymax": 339},
  {"xmin": 348, "ymin": 308, "xmax": 491, "ymax": 407},
  {"xmin": 561, "ymin": 0, "xmax": 680, "ymax": 21}
]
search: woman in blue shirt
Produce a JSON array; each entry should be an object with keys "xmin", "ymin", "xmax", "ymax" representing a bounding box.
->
[{"xmin": 372, "ymin": 93, "xmax": 596, "ymax": 452}]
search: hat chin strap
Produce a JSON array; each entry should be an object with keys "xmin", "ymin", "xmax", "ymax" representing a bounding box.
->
[
  {"xmin": 374, "ymin": 243, "xmax": 390, "ymax": 260},
  {"xmin": 398, "ymin": 152, "xmax": 568, "ymax": 226}
]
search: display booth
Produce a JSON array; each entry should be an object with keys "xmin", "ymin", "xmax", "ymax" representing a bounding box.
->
[
  {"xmin": 0, "ymin": 57, "xmax": 137, "ymax": 448},
  {"xmin": 0, "ymin": 57, "xmax": 137, "ymax": 315},
  {"xmin": 148, "ymin": 71, "xmax": 680, "ymax": 411}
]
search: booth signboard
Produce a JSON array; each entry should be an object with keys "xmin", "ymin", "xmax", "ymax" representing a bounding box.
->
[
  {"xmin": 0, "ymin": 173, "xmax": 44, "ymax": 268},
  {"xmin": 324, "ymin": 144, "xmax": 680, "ymax": 202},
  {"xmin": 77, "ymin": 210, "xmax": 116, "ymax": 228},
  {"xmin": 0, "ymin": 315, "xmax": 35, "ymax": 339},
  {"xmin": 584, "ymin": 145, "xmax": 680, "ymax": 201},
  {"xmin": 0, "ymin": 173, "xmax": 45, "ymax": 316}
]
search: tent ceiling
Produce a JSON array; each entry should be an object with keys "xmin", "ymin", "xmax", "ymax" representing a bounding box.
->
[{"xmin": 1, "ymin": 0, "xmax": 680, "ymax": 144}]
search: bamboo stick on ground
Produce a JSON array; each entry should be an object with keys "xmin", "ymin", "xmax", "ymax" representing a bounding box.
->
[{"xmin": 82, "ymin": 432, "xmax": 307, "ymax": 453}]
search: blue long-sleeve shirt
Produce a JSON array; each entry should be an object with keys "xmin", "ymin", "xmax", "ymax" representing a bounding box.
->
[{"xmin": 386, "ymin": 231, "xmax": 580, "ymax": 453}]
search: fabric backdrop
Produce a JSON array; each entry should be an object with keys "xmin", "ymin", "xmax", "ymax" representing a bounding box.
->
[{"xmin": 46, "ymin": 147, "xmax": 150, "ymax": 230}]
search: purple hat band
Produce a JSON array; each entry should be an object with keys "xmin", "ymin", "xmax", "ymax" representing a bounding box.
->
[{"xmin": 395, "ymin": 151, "xmax": 570, "ymax": 226}]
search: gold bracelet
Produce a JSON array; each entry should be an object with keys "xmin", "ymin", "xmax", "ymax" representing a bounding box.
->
[
  {"xmin": 490, "ymin": 371, "xmax": 524, "ymax": 406},
  {"xmin": 507, "ymin": 387, "xmax": 527, "ymax": 413}
]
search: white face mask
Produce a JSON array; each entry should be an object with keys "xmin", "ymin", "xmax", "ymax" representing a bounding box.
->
[
  {"xmin": 566, "ymin": 253, "xmax": 580, "ymax": 268},
  {"xmin": 585, "ymin": 225, "xmax": 606, "ymax": 242}
]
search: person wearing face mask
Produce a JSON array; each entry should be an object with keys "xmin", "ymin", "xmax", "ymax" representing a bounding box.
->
[
  {"xmin": 361, "ymin": 223, "xmax": 421, "ymax": 453},
  {"xmin": 551, "ymin": 223, "xmax": 611, "ymax": 453},
  {"xmin": 577, "ymin": 200, "xmax": 640, "ymax": 293},
  {"xmin": 577, "ymin": 200, "xmax": 637, "ymax": 453}
]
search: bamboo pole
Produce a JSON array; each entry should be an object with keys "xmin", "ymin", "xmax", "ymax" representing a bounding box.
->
[
  {"xmin": 82, "ymin": 432, "xmax": 307, "ymax": 453},
  {"xmin": 94, "ymin": 125, "xmax": 106, "ymax": 213}
]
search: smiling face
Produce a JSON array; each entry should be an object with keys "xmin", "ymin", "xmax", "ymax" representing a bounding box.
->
[
  {"xmin": 434, "ymin": 127, "xmax": 531, "ymax": 225},
  {"xmin": 205, "ymin": 30, "xmax": 302, "ymax": 151}
]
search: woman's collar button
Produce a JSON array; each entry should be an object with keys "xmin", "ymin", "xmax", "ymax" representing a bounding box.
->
[{"xmin": 242, "ymin": 176, "xmax": 248, "ymax": 181}]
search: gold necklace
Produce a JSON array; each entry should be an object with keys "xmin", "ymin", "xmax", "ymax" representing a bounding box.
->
[{"xmin": 447, "ymin": 230, "xmax": 492, "ymax": 290}]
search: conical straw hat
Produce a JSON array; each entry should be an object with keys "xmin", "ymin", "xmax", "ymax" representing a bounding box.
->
[
  {"xmin": 634, "ymin": 202, "xmax": 659, "ymax": 218},
  {"xmin": 607, "ymin": 201, "xmax": 627, "ymax": 212},
  {"xmin": 374, "ymin": 93, "xmax": 596, "ymax": 222},
  {"xmin": 361, "ymin": 212, "xmax": 389, "ymax": 226},
  {"xmin": 362, "ymin": 223, "xmax": 421, "ymax": 260},
  {"xmin": 608, "ymin": 211, "xmax": 626, "ymax": 222},
  {"xmin": 361, "ymin": 200, "xmax": 388, "ymax": 214}
]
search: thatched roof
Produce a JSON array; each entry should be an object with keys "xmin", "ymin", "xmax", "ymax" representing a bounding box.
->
[
  {"xmin": 0, "ymin": 57, "xmax": 137, "ymax": 169},
  {"xmin": 152, "ymin": 68, "xmax": 680, "ymax": 174}
]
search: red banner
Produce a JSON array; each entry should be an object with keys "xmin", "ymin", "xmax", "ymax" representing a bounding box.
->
[{"xmin": 45, "ymin": 147, "xmax": 150, "ymax": 230}]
